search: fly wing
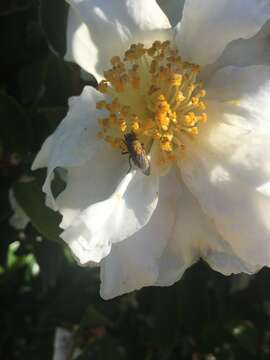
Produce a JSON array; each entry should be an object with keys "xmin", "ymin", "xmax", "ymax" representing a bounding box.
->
[{"xmin": 133, "ymin": 150, "xmax": 151, "ymax": 176}]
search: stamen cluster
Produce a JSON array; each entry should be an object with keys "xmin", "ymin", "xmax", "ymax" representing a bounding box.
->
[{"xmin": 96, "ymin": 40, "xmax": 207, "ymax": 164}]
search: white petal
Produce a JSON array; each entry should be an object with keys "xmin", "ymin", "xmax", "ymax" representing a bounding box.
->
[
  {"xmin": 155, "ymin": 172, "xmax": 258, "ymax": 286},
  {"xmin": 56, "ymin": 147, "xmax": 126, "ymax": 229},
  {"xmin": 65, "ymin": 0, "xmax": 170, "ymax": 80},
  {"xmin": 61, "ymin": 171, "xmax": 159, "ymax": 265},
  {"xmin": 175, "ymin": 0, "xmax": 270, "ymax": 66},
  {"xmin": 181, "ymin": 65, "xmax": 270, "ymax": 267},
  {"xmin": 156, "ymin": 0, "xmax": 185, "ymax": 26},
  {"xmin": 32, "ymin": 86, "xmax": 104, "ymax": 210},
  {"xmin": 100, "ymin": 168, "xmax": 258, "ymax": 299},
  {"xmin": 9, "ymin": 189, "xmax": 30, "ymax": 230},
  {"xmin": 182, "ymin": 155, "xmax": 270, "ymax": 267},
  {"xmin": 65, "ymin": 7, "xmax": 98, "ymax": 79},
  {"xmin": 202, "ymin": 20, "xmax": 270, "ymax": 81},
  {"xmin": 100, "ymin": 170, "xmax": 178, "ymax": 299},
  {"xmin": 53, "ymin": 327, "xmax": 73, "ymax": 360},
  {"xmin": 32, "ymin": 135, "xmax": 53, "ymax": 170},
  {"xmin": 206, "ymin": 65, "xmax": 270, "ymax": 162},
  {"xmin": 99, "ymin": 165, "xmax": 261, "ymax": 299}
]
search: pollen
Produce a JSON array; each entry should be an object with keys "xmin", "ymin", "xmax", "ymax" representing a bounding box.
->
[{"xmin": 96, "ymin": 41, "xmax": 207, "ymax": 166}]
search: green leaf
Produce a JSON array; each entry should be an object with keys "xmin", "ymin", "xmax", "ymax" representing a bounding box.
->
[
  {"xmin": 13, "ymin": 177, "xmax": 62, "ymax": 242},
  {"xmin": 0, "ymin": 94, "xmax": 30, "ymax": 153},
  {"xmin": 43, "ymin": 55, "xmax": 80, "ymax": 106},
  {"xmin": 33, "ymin": 238, "xmax": 65, "ymax": 290},
  {"xmin": 39, "ymin": 0, "xmax": 69, "ymax": 56},
  {"xmin": 79, "ymin": 305, "xmax": 113, "ymax": 330},
  {"xmin": 0, "ymin": 0, "xmax": 33, "ymax": 16},
  {"xmin": 19, "ymin": 58, "xmax": 46, "ymax": 104}
]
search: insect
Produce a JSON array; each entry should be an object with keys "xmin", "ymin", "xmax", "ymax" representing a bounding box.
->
[{"xmin": 122, "ymin": 132, "xmax": 151, "ymax": 176}]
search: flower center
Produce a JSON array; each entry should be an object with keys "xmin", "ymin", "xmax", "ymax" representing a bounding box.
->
[{"xmin": 96, "ymin": 40, "xmax": 207, "ymax": 166}]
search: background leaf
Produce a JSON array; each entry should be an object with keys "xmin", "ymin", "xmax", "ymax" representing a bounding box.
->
[
  {"xmin": 13, "ymin": 176, "xmax": 62, "ymax": 242},
  {"xmin": 39, "ymin": 0, "xmax": 69, "ymax": 56}
]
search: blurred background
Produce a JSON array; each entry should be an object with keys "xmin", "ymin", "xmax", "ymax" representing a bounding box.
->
[{"xmin": 2, "ymin": 1, "xmax": 270, "ymax": 359}]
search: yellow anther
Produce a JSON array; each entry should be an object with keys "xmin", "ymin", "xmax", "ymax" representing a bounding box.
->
[
  {"xmin": 119, "ymin": 119, "xmax": 127, "ymax": 132},
  {"xmin": 160, "ymin": 139, "xmax": 173, "ymax": 152},
  {"xmin": 124, "ymin": 43, "xmax": 145, "ymax": 61},
  {"xmin": 96, "ymin": 101, "xmax": 107, "ymax": 109},
  {"xmin": 175, "ymin": 92, "xmax": 185, "ymax": 103},
  {"xmin": 197, "ymin": 101, "xmax": 206, "ymax": 111},
  {"xmin": 185, "ymin": 127, "xmax": 198, "ymax": 136},
  {"xmin": 200, "ymin": 113, "xmax": 208, "ymax": 122},
  {"xmin": 161, "ymin": 40, "xmax": 170, "ymax": 49},
  {"xmin": 153, "ymin": 130, "xmax": 162, "ymax": 140},
  {"xmin": 184, "ymin": 112, "xmax": 196, "ymax": 125},
  {"xmin": 191, "ymin": 127, "xmax": 199, "ymax": 135},
  {"xmin": 153, "ymin": 40, "xmax": 162, "ymax": 49},
  {"xmin": 198, "ymin": 89, "xmax": 206, "ymax": 97},
  {"xmin": 98, "ymin": 80, "xmax": 109, "ymax": 93},
  {"xmin": 163, "ymin": 133, "xmax": 173, "ymax": 142},
  {"xmin": 158, "ymin": 94, "xmax": 166, "ymax": 101},
  {"xmin": 131, "ymin": 121, "xmax": 140, "ymax": 132},
  {"xmin": 169, "ymin": 74, "xmax": 182, "ymax": 86},
  {"xmin": 156, "ymin": 113, "xmax": 170, "ymax": 131},
  {"xmin": 158, "ymin": 102, "xmax": 170, "ymax": 113},
  {"xmin": 160, "ymin": 133, "xmax": 174, "ymax": 151},
  {"xmin": 171, "ymin": 112, "xmax": 177, "ymax": 124},
  {"xmin": 110, "ymin": 56, "xmax": 121, "ymax": 66},
  {"xmin": 191, "ymin": 97, "xmax": 200, "ymax": 106},
  {"xmin": 160, "ymin": 143, "xmax": 172, "ymax": 152},
  {"xmin": 114, "ymin": 62, "xmax": 125, "ymax": 73}
]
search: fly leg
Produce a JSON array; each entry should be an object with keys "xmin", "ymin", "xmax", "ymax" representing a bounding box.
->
[{"xmin": 127, "ymin": 155, "xmax": 133, "ymax": 174}]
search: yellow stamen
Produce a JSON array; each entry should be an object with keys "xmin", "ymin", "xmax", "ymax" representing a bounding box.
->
[{"xmin": 96, "ymin": 40, "xmax": 207, "ymax": 168}]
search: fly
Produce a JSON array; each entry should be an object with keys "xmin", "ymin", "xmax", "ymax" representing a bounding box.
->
[{"xmin": 122, "ymin": 132, "xmax": 151, "ymax": 176}]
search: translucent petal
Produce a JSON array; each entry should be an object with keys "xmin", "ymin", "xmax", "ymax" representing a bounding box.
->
[
  {"xmin": 61, "ymin": 171, "xmax": 159, "ymax": 265},
  {"xmin": 175, "ymin": 0, "xmax": 270, "ymax": 66},
  {"xmin": 32, "ymin": 86, "xmax": 104, "ymax": 210},
  {"xmin": 100, "ymin": 170, "xmax": 177, "ymax": 299},
  {"xmin": 156, "ymin": 0, "xmax": 185, "ymax": 26},
  {"xmin": 181, "ymin": 65, "xmax": 270, "ymax": 267},
  {"xmin": 65, "ymin": 0, "xmax": 170, "ymax": 79}
]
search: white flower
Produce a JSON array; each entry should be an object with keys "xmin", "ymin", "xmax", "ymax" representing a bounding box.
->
[
  {"xmin": 53, "ymin": 327, "xmax": 73, "ymax": 360},
  {"xmin": 33, "ymin": 0, "xmax": 270, "ymax": 299}
]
